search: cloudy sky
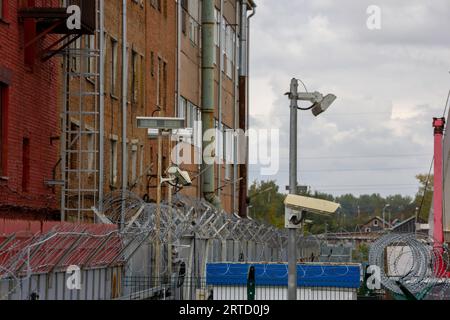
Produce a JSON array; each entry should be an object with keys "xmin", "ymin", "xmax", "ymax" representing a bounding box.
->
[{"xmin": 248, "ymin": 0, "xmax": 450, "ymax": 197}]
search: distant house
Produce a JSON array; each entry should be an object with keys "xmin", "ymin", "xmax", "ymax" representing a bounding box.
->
[
  {"xmin": 392, "ymin": 216, "xmax": 427, "ymax": 234},
  {"xmin": 360, "ymin": 216, "xmax": 391, "ymax": 233}
]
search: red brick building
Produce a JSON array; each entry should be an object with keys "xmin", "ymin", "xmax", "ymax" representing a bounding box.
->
[{"xmin": 0, "ymin": 0, "xmax": 60, "ymax": 220}]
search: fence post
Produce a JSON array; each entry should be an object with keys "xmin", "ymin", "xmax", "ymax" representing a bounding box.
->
[{"xmin": 247, "ymin": 265, "xmax": 255, "ymax": 300}]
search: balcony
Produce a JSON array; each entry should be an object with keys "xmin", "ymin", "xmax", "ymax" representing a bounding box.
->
[{"xmin": 18, "ymin": 0, "xmax": 96, "ymax": 35}]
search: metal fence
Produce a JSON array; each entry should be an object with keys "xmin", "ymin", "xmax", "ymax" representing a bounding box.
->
[{"xmin": 119, "ymin": 276, "xmax": 360, "ymax": 301}]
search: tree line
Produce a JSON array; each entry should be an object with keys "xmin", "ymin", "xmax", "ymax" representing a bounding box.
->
[{"xmin": 248, "ymin": 174, "xmax": 433, "ymax": 234}]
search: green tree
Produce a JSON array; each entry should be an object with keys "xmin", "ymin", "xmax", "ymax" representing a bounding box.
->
[
  {"xmin": 248, "ymin": 180, "xmax": 286, "ymax": 227},
  {"xmin": 414, "ymin": 174, "xmax": 434, "ymax": 220}
]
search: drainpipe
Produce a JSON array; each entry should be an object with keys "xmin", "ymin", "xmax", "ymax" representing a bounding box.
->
[
  {"xmin": 233, "ymin": 3, "xmax": 239, "ymax": 214},
  {"xmin": 239, "ymin": 1, "xmax": 248, "ymax": 77},
  {"xmin": 98, "ymin": 0, "xmax": 105, "ymax": 216},
  {"xmin": 176, "ymin": 0, "xmax": 181, "ymax": 112},
  {"xmin": 121, "ymin": 0, "xmax": 128, "ymax": 230},
  {"xmin": 245, "ymin": 5, "xmax": 256, "ymax": 218},
  {"xmin": 201, "ymin": 0, "xmax": 222, "ymax": 208},
  {"xmin": 218, "ymin": 0, "xmax": 224, "ymax": 199}
]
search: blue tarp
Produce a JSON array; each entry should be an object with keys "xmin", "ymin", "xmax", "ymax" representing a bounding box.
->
[{"xmin": 206, "ymin": 263, "xmax": 361, "ymax": 288}]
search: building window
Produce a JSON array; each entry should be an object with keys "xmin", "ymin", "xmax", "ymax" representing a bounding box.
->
[
  {"xmin": 373, "ymin": 220, "xmax": 379, "ymax": 227},
  {"xmin": 156, "ymin": 57, "xmax": 161, "ymax": 107},
  {"xmin": 0, "ymin": 83, "xmax": 6, "ymax": 176},
  {"xmin": 131, "ymin": 50, "xmax": 138, "ymax": 104},
  {"xmin": 189, "ymin": 17, "xmax": 199, "ymax": 45},
  {"xmin": 181, "ymin": 0, "xmax": 188, "ymax": 35},
  {"xmin": 178, "ymin": 97, "xmax": 201, "ymax": 145},
  {"xmin": 139, "ymin": 144, "xmax": 144, "ymax": 178},
  {"xmin": 85, "ymin": 35, "xmax": 96, "ymax": 80},
  {"xmin": 163, "ymin": 0, "xmax": 167, "ymax": 18},
  {"xmin": 131, "ymin": 142, "xmax": 138, "ymax": 183},
  {"xmin": 0, "ymin": 0, "xmax": 6, "ymax": 21},
  {"xmin": 156, "ymin": 57, "xmax": 167, "ymax": 110},
  {"xmin": 87, "ymin": 132, "xmax": 94, "ymax": 172},
  {"xmin": 365, "ymin": 228, "xmax": 371, "ymax": 233},
  {"xmin": 22, "ymin": 138, "xmax": 30, "ymax": 192},
  {"xmin": 111, "ymin": 38, "xmax": 118, "ymax": 95},
  {"xmin": 163, "ymin": 61, "xmax": 167, "ymax": 110},
  {"xmin": 69, "ymin": 123, "xmax": 79, "ymax": 170},
  {"xmin": 150, "ymin": 51, "xmax": 155, "ymax": 77},
  {"xmin": 110, "ymin": 138, "xmax": 118, "ymax": 186},
  {"xmin": 224, "ymin": 126, "xmax": 234, "ymax": 181},
  {"xmin": 225, "ymin": 23, "xmax": 235, "ymax": 79},
  {"xmin": 177, "ymin": 96, "xmax": 186, "ymax": 119},
  {"xmin": 71, "ymin": 37, "xmax": 82, "ymax": 72}
]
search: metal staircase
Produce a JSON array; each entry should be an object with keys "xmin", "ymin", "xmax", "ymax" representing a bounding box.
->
[{"xmin": 60, "ymin": 0, "xmax": 104, "ymax": 222}]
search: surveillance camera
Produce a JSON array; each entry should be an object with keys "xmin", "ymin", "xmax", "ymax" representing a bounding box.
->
[
  {"xmin": 311, "ymin": 94, "xmax": 337, "ymax": 117},
  {"xmin": 284, "ymin": 195, "xmax": 339, "ymax": 229},
  {"xmin": 167, "ymin": 166, "xmax": 192, "ymax": 187}
]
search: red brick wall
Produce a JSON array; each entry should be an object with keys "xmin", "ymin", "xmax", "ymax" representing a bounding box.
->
[{"xmin": 0, "ymin": 0, "xmax": 60, "ymax": 220}]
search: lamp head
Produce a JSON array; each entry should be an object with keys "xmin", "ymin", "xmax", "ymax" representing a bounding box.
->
[{"xmin": 311, "ymin": 94, "xmax": 337, "ymax": 117}]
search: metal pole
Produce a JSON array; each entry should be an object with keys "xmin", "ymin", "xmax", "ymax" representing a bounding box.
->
[
  {"xmin": 218, "ymin": 0, "xmax": 224, "ymax": 199},
  {"xmin": 168, "ymin": 137, "xmax": 173, "ymax": 278},
  {"xmin": 120, "ymin": 0, "xmax": 128, "ymax": 230},
  {"xmin": 155, "ymin": 133, "xmax": 162, "ymax": 283},
  {"xmin": 288, "ymin": 78, "xmax": 298, "ymax": 301}
]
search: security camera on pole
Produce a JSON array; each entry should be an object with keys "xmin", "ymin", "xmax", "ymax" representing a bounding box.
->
[{"xmin": 286, "ymin": 78, "xmax": 337, "ymax": 300}]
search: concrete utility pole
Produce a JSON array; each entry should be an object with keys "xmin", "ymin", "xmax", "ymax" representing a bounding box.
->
[{"xmin": 288, "ymin": 78, "xmax": 299, "ymax": 301}]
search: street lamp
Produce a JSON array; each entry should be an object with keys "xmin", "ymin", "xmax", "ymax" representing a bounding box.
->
[
  {"xmin": 286, "ymin": 78, "xmax": 337, "ymax": 301},
  {"xmin": 382, "ymin": 204, "xmax": 391, "ymax": 230},
  {"xmin": 136, "ymin": 116, "xmax": 187, "ymax": 283}
]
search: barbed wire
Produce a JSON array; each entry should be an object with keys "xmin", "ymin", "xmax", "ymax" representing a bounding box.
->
[{"xmin": 369, "ymin": 233, "xmax": 450, "ymax": 300}]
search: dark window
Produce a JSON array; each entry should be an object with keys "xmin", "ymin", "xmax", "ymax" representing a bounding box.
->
[
  {"xmin": 181, "ymin": 0, "xmax": 188, "ymax": 35},
  {"xmin": 0, "ymin": 84, "xmax": 3, "ymax": 175},
  {"xmin": 131, "ymin": 51, "xmax": 138, "ymax": 104},
  {"xmin": 22, "ymin": 138, "xmax": 30, "ymax": 192},
  {"xmin": 0, "ymin": 0, "xmax": 3, "ymax": 20},
  {"xmin": 0, "ymin": 0, "xmax": 7, "ymax": 21},
  {"xmin": 163, "ymin": 0, "xmax": 167, "ymax": 17},
  {"xmin": 0, "ymin": 83, "xmax": 6, "ymax": 176},
  {"xmin": 70, "ymin": 123, "xmax": 79, "ymax": 170},
  {"xmin": 150, "ymin": 51, "xmax": 154, "ymax": 77}
]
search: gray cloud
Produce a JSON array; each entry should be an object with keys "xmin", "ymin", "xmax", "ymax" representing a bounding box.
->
[{"xmin": 248, "ymin": 0, "xmax": 450, "ymax": 197}]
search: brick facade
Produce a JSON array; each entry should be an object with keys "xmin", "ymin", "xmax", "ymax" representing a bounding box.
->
[
  {"xmin": 0, "ymin": 0, "xmax": 251, "ymax": 221},
  {"xmin": 0, "ymin": 0, "xmax": 60, "ymax": 220}
]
